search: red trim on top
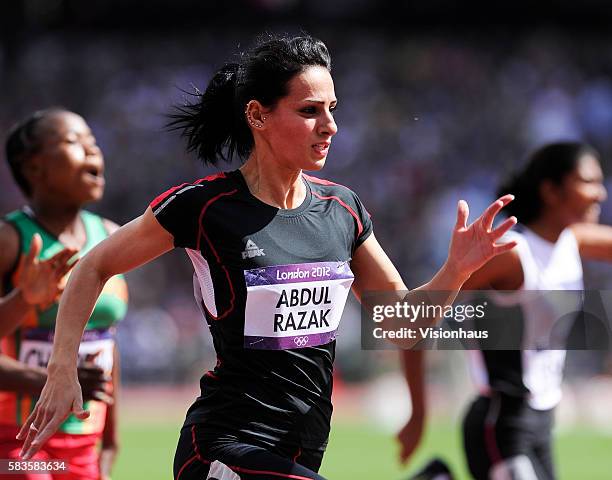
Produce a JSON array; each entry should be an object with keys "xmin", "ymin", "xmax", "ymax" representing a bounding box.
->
[
  {"xmin": 311, "ymin": 191, "xmax": 363, "ymax": 238},
  {"xmin": 150, "ymin": 183, "xmax": 189, "ymax": 209},
  {"xmin": 196, "ymin": 172, "xmax": 227, "ymax": 183},
  {"xmin": 293, "ymin": 447, "xmax": 302, "ymax": 463},
  {"xmin": 176, "ymin": 455, "xmax": 198, "ymax": 480},
  {"xmin": 302, "ymin": 173, "xmax": 340, "ymax": 187},
  {"xmin": 196, "ymin": 189, "xmax": 238, "ymax": 321},
  {"xmin": 191, "ymin": 425, "xmax": 207, "ymax": 462},
  {"xmin": 304, "ymin": 173, "xmax": 371, "ymax": 218},
  {"xmin": 152, "ymin": 172, "xmax": 227, "ymax": 209}
]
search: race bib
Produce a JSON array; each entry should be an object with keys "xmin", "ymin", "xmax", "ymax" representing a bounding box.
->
[
  {"xmin": 18, "ymin": 328, "xmax": 115, "ymax": 374},
  {"xmin": 243, "ymin": 261, "xmax": 354, "ymax": 350}
]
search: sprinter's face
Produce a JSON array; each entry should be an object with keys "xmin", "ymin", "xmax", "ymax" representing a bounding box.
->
[
  {"xmin": 28, "ymin": 112, "xmax": 105, "ymax": 204},
  {"xmin": 261, "ymin": 66, "xmax": 338, "ymax": 172},
  {"xmin": 557, "ymin": 154, "xmax": 607, "ymax": 224}
]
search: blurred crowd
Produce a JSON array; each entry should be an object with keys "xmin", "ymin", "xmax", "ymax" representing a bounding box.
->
[{"xmin": 2, "ymin": 27, "xmax": 612, "ymax": 383}]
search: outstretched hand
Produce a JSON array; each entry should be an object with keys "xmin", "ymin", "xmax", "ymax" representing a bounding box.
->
[
  {"xmin": 17, "ymin": 370, "xmax": 88, "ymax": 460},
  {"xmin": 16, "ymin": 234, "xmax": 78, "ymax": 308},
  {"xmin": 448, "ymin": 195, "xmax": 517, "ymax": 278}
]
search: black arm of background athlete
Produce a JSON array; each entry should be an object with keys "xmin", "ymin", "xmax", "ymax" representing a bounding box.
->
[
  {"xmin": 0, "ymin": 354, "xmax": 47, "ymax": 395},
  {"xmin": 0, "ymin": 353, "xmax": 115, "ymax": 403}
]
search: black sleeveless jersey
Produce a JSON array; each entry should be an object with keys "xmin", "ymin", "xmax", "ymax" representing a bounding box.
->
[{"xmin": 150, "ymin": 170, "xmax": 372, "ymax": 450}]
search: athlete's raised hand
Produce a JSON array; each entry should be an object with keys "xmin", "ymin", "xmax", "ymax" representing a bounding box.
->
[
  {"xmin": 448, "ymin": 195, "xmax": 517, "ymax": 278},
  {"xmin": 16, "ymin": 234, "xmax": 78, "ymax": 308},
  {"xmin": 17, "ymin": 368, "xmax": 88, "ymax": 460}
]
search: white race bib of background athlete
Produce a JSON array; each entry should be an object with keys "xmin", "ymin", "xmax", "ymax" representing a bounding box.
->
[
  {"xmin": 243, "ymin": 261, "xmax": 354, "ymax": 350},
  {"xmin": 18, "ymin": 328, "xmax": 115, "ymax": 374}
]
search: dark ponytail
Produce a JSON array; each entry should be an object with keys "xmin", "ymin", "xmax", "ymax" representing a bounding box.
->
[
  {"xmin": 497, "ymin": 142, "xmax": 600, "ymax": 224},
  {"xmin": 168, "ymin": 34, "xmax": 332, "ymax": 166},
  {"xmin": 168, "ymin": 63, "xmax": 250, "ymax": 165}
]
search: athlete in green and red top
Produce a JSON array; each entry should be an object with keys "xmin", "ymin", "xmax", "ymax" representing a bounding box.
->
[
  {"xmin": 19, "ymin": 36, "xmax": 516, "ymax": 480},
  {"xmin": 0, "ymin": 109, "xmax": 128, "ymax": 480}
]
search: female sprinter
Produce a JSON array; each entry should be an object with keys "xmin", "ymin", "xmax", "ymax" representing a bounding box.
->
[
  {"xmin": 400, "ymin": 142, "xmax": 611, "ymax": 480},
  {"xmin": 464, "ymin": 142, "xmax": 610, "ymax": 480},
  {"xmin": 19, "ymin": 36, "xmax": 516, "ymax": 480},
  {"xmin": 0, "ymin": 109, "xmax": 128, "ymax": 479}
]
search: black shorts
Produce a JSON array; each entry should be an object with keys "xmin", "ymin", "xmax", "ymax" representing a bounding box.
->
[
  {"xmin": 462, "ymin": 394, "xmax": 555, "ymax": 480},
  {"xmin": 173, "ymin": 424, "xmax": 327, "ymax": 480}
]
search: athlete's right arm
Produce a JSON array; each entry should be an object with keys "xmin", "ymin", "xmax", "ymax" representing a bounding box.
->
[{"xmin": 18, "ymin": 207, "xmax": 174, "ymax": 459}]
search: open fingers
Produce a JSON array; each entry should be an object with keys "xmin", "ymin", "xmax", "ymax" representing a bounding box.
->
[
  {"xmin": 46, "ymin": 248, "xmax": 78, "ymax": 270},
  {"xmin": 22, "ymin": 415, "xmax": 64, "ymax": 460},
  {"xmin": 18, "ymin": 406, "xmax": 48, "ymax": 459},
  {"xmin": 16, "ymin": 407, "xmax": 39, "ymax": 440},
  {"xmin": 480, "ymin": 195, "xmax": 514, "ymax": 231},
  {"xmin": 21, "ymin": 394, "xmax": 85, "ymax": 460},
  {"xmin": 492, "ymin": 240, "xmax": 518, "ymax": 256},
  {"xmin": 490, "ymin": 216, "xmax": 517, "ymax": 241},
  {"xmin": 19, "ymin": 427, "xmax": 39, "ymax": 459},
  {"xmin": 23, "ymin": 234, "xmax": 43, "ymax": 268},
  {"xmin": 455, "ymin": 200, "xmax": 469, "ymax": 230}
]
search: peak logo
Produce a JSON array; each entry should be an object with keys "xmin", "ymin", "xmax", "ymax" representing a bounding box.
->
[{"xmin": 242, "ymin": 239, "xmax": 265, "ymax": 259}]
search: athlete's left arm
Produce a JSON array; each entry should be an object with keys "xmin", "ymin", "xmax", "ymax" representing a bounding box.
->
[
  {"xmin": 350, "ymin": 235, "xmax": 428, "ymax": 464},
  {"xmin": 570, "ymin": 223, "xmax": 612, "ymax": 261},
  {"xmin": 351, "ymin": 196, "xmax": 518, "ymax": 299},
  {"xmin": 350, "ymin": 234, "xmax": 407, "ymax": 300},
  {"xmin": 350, "ymin": 232, "xmax": 470, "ymax": 463},
  {"xmin": 350, "ymin": 196, "xmax": 516, "ymax": 464},
  {"xmin": 99, "ymin": 344, "xmax": 120, "ymax": 480}
]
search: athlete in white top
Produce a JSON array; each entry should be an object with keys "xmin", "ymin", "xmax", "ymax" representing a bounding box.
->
[{"xmin": 400, "ymin": 142, "xmax": 612, "ymax": 480}]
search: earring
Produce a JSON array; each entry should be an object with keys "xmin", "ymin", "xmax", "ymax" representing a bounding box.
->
[{"xmin": 248, "ymin": 117, "xmax": 262, "ymax": 128}]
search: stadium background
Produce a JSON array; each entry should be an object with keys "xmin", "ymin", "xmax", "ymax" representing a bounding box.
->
[{"xmin": 0, "ymin": 1, "xmax": 611, "ymax": 478}]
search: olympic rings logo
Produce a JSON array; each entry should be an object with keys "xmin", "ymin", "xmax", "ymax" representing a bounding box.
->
[{"xmin": 293, "ymin": 336, "xmax": 309, "ymax": 347}]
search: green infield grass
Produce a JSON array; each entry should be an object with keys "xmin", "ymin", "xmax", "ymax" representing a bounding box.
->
[{"xmin": 113, "ymin": 419, "xmax": 611, "ymax": 479}]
